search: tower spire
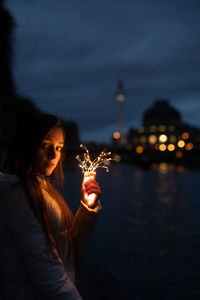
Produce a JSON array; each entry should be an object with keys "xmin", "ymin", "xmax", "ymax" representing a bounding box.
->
[{"xmin": 116, "ymin": 69, "xmax": 126, "ymax": 139}]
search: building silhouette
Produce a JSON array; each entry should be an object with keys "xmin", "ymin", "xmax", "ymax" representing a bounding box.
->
[
  {"xmin": 113, "ymin": 99, "xmax": 200, "ymax": 167},
  {"xmin": 143, "ymin": 100, "xmax": 181, "ymax": 126}
]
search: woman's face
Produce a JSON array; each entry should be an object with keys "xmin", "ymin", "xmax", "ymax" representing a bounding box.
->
[{"xmin": 32, "ymin": 126, "xmax": 64, "ymax": 176}]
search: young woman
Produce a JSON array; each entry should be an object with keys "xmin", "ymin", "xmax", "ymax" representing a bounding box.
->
[{"xmin": 0, "ymin": 113, "xmax": 101, "ymax": 300}]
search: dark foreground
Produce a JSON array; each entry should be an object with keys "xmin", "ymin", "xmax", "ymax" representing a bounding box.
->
[{"xmin": 64, "ymin": 164, "xmax": 200, "ymax": 300}]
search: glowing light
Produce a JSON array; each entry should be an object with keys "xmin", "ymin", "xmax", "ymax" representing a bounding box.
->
[
  {"xmin": 76, "ymin": 144, "xmax": 112, "ymax": 174},
  {"xmin": 103, "ymin": 159, "xmax": 111, "ymax": 166},
  {"xmin": 148, "ymin": 135, "xmax": 157, "ymax": 144},
  {"xmin": 182, "ymin": 132, "xmax": 189, "ymax": 140},
  {"xmin": 82, "ymin": 173, "xmax": 97, "ymax": 206},
  {"xmin": 177, "ymin": 140, "xmax": 185, "ymax": 148},
  {"xmin": 159, "ymin": 134, "xmax": 167, "ymax": 143},
  {"xmin": 150, "ymin": 125, "xmax": 157, "ymax": 132},
  {"xmin": 154, "ymin": 143, "xmax": 160, "ymax": 150},
  {"xmin": 159, "ymin": 125, "xmax": 166, "ymax": 132},
  {"xmin": 159, "ymin": 163, "xmax": 168, "ymax": 174},
  {"xmin": 113, "ymin": 154, "xmax": 121, "ymax": 162},
  {"xmin": 116, "ymin": 93, "xmax": 125, "ymax": 102},
  {"xmin": 167, "ymin": 144, "xmax": 175, "ymax": 151},
  {"xmin": 169, "ymin": 135, "xmax": 176, "ymax": 143},
  {"xmin": 185, "ymin": 143, "xmax": 194, "ymax": 151},
  {"xmin": 159, "ymin": 144, "xmax": 166, "ymax": 151},
  {"xmin": 176, "ymin": 151, "xmax": 183, "ymax": 158},
  {"xmin": 136, "ymin": 146, "xmax": 144, "ymax": 154},
  {"xmin": 113, "ymin": 131, "xmax": 120, "ymax": 139},
  {"xmin": 77, "ymin": 144, "xmax": 112, "ymax": 207}
]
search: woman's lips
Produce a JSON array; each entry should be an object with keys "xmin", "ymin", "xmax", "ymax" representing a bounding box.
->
[{"xmin": 47, "ymin": 162, "xmax": 55, "ymax": 168}]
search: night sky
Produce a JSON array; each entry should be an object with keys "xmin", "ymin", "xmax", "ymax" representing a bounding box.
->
[{"xmin": 5, "ymin": 0, "xmax": 200, "ymax": 143}]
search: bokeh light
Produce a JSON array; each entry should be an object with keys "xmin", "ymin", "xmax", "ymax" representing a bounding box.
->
[
  {"xmin": 167, "ymin": 144, "xmax": 175, "ymax": 151},
  {"xmin": 113, "ymin": 131, "xmax": 120, "ymax": 139},
  {"xmin": 136, "ymin": 146, "xmax": 144, "ymax": 154},
  {"xmin": 148, "ymin": 134, "xmax": 157, "ymax": 144},
  {"xmin": 185, "ymin": 143, "xmax": 194, "ymax": 151},
  {"xmin": 113, "ymin": 154, "xmax": 121, "ymax": 162},
  {"xmin": 159, "ymin": 125, "xmax": 166, "ymax": 132},
  {"xmin": 159, "ymin": 144, "xmax": 166, "ymax": 151},
  {"xmin": 182, "ymin": 132, "xmax": 190, "ymax": 140},
  {"xmin": 177, "ymin": 140, "xmax": 185, "ymax": 148},
  {"xmin": 169, "ymin": 135, "xmax": 176, "ymax": 143},
  {"xmin": 159, "ymin": 134, "xmax": 167, "ymax": 143},
  {"xmin": 150, "ymin": 125, "xmax": 157, "ymax": 132}
]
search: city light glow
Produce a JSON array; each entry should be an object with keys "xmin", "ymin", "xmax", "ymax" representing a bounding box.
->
[
  {"xmin": 159, "ymin": 125, "xmax": 166, "ymax": 132},
  {"xmin": 159, "ymin": 134, "xmax": 167, "ymax": 143},
  {"xmin": 167, "ymin": 144, "xmax": 175, "ymax": 151},
  {"xmin": 148, "ymin": 134, "xmax": 157, "ymax": 144},
  {"xmin": 116, "ymin": 93, "xmax": 125, "ymax": 102},
  {"xmin": 113, "ymin": 131, "xmax": 120, "ymax": 139},
  {"xmin": 169, "ymin": 135, "xmax": 176, "ymax": 143},
  {"xmin": 113, "ymin": 154, "xmax": 121, "ymax": 162},
  {"xmin": 177, "ymin": 140, "xmax": 185, "ymax": 148},
  {"xmin": 182, "ymin": 132, "xmax": 190, "ymax": 139},
  {"xmin": 158, "ymin": 162, "xmax": 168, "ymax": 174},
  {"xmin": 150, "ymin": 125, "xmax": 157, "ymax": 132},
  {"xmin": 185, "ymin": 143, "xmax": 194, "ymax": 151},
  {"xmin": 136, "ymin": 145, "xmax": 144, "ymax": 154},
  {"xmin": 159, "ymin": 144, "xmax": 167, "ymax": 151}
]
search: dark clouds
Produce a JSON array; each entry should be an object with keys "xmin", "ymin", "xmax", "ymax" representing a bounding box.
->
[{"xmin": 5, "ymin": 0, "xmax": 200, "ymax": 142}]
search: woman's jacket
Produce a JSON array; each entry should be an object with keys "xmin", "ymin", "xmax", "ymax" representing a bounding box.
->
[{"xmin": 0, "ymin": 173, "xmax": 101, "ymax": 300}]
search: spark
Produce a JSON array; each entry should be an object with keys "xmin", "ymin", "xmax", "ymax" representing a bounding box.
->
[{"xmin": 76, "ymin": 144, "xmax": 112, "ymax": 174}]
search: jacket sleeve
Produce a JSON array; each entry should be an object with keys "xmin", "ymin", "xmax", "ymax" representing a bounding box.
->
[
  {"xmin": 5, "ymin": 184, "xmax": 82, "ymax": 300},
  {"xmin": 71, "ymin": 200, "xmax": 102, "ymax": 248}
]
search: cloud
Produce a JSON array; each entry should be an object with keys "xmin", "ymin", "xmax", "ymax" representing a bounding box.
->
[{"xmin": 5, "ymin": 0, "xmax": 200, "ymax": 142}]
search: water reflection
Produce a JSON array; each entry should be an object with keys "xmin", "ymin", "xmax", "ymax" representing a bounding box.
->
[{"xmin": 64, "ymin": 164, "xmax": 200, "ymax": 299}]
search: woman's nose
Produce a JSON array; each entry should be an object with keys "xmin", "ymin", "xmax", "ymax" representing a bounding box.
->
[{"xmin": 47, "ymin": 146, "xmax": 56, "ymax": 159}]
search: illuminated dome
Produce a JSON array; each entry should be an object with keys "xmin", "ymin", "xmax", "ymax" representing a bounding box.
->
[{"xmin": 143, "ymin": 100, "xmax": 181, "ymax": 126}]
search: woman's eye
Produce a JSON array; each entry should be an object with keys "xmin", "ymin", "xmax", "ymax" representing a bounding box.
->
[
  {"xmin": 57, "ymin": 146, "xmax": 63, "ymax": 151},
  {"xmin": 42, "ymin": 142, "xmax": 49, "ymax": 149}
]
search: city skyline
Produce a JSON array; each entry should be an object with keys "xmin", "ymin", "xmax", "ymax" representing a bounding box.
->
[{"xmin": 5, "ymin": 0, "xmax": 200, "ymax": 143}]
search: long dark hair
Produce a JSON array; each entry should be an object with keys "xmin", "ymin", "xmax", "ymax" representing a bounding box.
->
[{"xmin": 6, "ymin": 113, "xmax": 78, "ymax": 271}]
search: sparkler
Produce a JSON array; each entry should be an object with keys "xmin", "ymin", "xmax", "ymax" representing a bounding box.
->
[{"xmin": 76, "ymin": 144, "xmax": 112, "ymax": 207}]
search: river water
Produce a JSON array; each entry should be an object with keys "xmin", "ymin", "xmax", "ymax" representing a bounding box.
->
[{"xmin": 63, "ymin": 164, "xmax": 200, "ymax": 300}]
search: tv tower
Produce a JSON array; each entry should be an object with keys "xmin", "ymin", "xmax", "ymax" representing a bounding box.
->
[{"xmin": 116, "ymin": 78, "xmax": 126, "ymax": 140}]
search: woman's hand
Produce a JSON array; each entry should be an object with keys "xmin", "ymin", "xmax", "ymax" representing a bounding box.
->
[{"xmin": 81, "ymin": 173, "xmax": 101, "ymax": 208}]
